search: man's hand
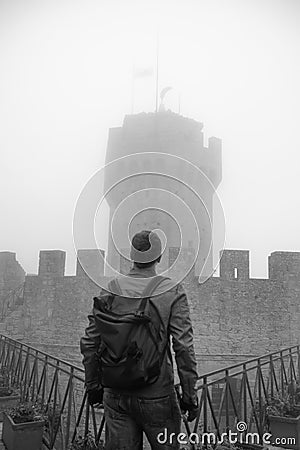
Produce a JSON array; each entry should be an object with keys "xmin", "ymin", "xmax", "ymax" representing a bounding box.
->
[
  {"xmin": 87, "ymin": 386, "xmax": 103, "ymax": 408},
  {"xmin": 179, "ymin": 398, "xmax": 199, "ymax": 422}
]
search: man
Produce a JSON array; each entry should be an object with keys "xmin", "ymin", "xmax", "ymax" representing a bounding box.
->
[{"xmin": 80, "ymin": 230, "xmax": 199, "ymax": 449}]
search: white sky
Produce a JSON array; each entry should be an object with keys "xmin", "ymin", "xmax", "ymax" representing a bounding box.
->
[{"xmin": 0, "ymin": 0, "xmax": 299, "ymax": 277}]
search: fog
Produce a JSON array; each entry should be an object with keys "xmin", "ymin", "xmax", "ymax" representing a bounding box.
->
[{"xmin": 1, "ymin": 0, "xmax": 299, "ymax": 277}]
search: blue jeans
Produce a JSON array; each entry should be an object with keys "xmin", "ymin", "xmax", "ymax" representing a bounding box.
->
[{"xmin": 103, "ymin": 388, "xmax": 182, "ymax": 449}]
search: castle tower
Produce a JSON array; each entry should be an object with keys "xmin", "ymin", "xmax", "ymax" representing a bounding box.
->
[{"xmin": 104, "ymin": 111, "xmax": 222, "ymax": 278}]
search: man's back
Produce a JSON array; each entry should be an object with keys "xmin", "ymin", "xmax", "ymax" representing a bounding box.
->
[
  {"xmin": 80, "ymin": 230, "xmax": 199, "ymax": 449},
  {"xmin": 105, "ymin": 265, "xmax": 198, "ymax": 401}
]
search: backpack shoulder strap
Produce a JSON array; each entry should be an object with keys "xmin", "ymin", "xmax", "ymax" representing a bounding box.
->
[
  {"xmin": 108, "ymin": 278, "xmax": 122, "ymax": 296},
  {"xmin": 141, "ymin": 275, "xmax": 169, "ymax": 298},
  {"xmin": 107, "ymin": 278, "xmax": 122, "ymax": 308},
  {"xmin": 137, "ymin": 276, "xmax": 170, "ymax": 314}
]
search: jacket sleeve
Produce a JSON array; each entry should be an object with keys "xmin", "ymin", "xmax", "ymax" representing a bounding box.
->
[
  {"xmin": 168, "ymin": 283, "xmax": 198, "ymax": 405},
  {"xmin": 80, "ymin": 304, "xmax": 102, "ymax": 391},
  {"xmin": 80, "ymin": 285, "xmax": 114, "ymax": 390}
]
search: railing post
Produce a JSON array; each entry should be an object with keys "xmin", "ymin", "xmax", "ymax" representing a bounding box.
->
[
  {"xmin": 243, "ymin": 364, "xmax": 247, "ymax": 425},
  {"xmin": 288, "ymin": 348, "xmax": 295, "ymax": 402},
  {"xmin": 297, "ymin": 345, "xmax": 300, "ymax": 382},
  {"xmin": 270, "ymin": 354, "xmax": 274, "ymax": 398},
  {"xmin": 0, "ymin": 336, "xmax": 3, "ymax": 362},
  {"xmin": 225, "ymin": 369, "xmax": 230, "ymax": 432},
  {"xmin": 41, "ymin": 355, "xmax": 48, "ymax": 407},
  {"xmin": 30, "ymin": 350, "xmax": 39, "ymax": 402},
  {"xmin": 280, "ymin": 350, "xmax": 285, "ymax": 397},
  {"xmin": 257, "ymin": 358, "xmax": 263, "ymax": 436},
  {"xmin": 65, "ymin": 367, "xmax": 74, "ymax": 448},
  {"xmin": 203, "ymin": 376, "xmax": 208, "ymax": 434},
  {"xmin": 49, "ymin": 360, "xmax": 60, "ymax": 448},
  {"xmin": 0, "ymin": 337, "xmax": 7, "ymax": 369},
  {"xmin": 15, "ymin": 343, "xmax": 23, "ymax": 390},
  {"xmin": 8, "ymin": 341, "xmax": 16, "ymax": 377},
  {"xmin": 22, "ymin": 346, "xmax": 31, "ymax": 402},
  {"xmin": 4, "ymin": 340, "xmax": 11, "ymax": 368}
]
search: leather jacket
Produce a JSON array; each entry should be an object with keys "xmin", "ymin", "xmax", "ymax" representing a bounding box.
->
[{"xmin": 80, "ymin": 265, "xmax": 198, "ymax": 404}]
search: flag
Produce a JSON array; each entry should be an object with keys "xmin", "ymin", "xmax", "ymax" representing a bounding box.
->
[
  {"xmin": 160, "ymin": 86, "xmax": 172, "ymax": 101},
  {"xmin": 133, "ymin": 67, "xmax": 154, "ymax": 78}
]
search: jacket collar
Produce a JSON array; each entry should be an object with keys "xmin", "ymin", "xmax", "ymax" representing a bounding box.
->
[{"xmin": 128, "ymin": 265, "xmax": 157, "ymax": 277}]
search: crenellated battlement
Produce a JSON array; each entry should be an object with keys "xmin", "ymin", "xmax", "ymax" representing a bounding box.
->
[
  {"xmin": 268, "ymin": 251, "xmax": 300, "ymax": 281},
  {"xmin": 0, "ymin": 252, "xmax": 25, "ymax": 294},
  {"xmin": 0, "ymin": 247, "xmax": 300, "ymax": 374},
  {"xmin": 220, "ymin": 250, "xmax": 250, "ymax": 281},
  {"xmin": 1, "ymin": 248, "xmax": 299, "ymax": 282},
  {"xmin": 38, "ymin": 250, "xmax": 66, "ymax": 277}
]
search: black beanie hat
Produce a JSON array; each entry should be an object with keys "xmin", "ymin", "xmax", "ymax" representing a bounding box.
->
[{"xmin": 130, "ymin": 230, "xmax": 162, "ymax": 263}]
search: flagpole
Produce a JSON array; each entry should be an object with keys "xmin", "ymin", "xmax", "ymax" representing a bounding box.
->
[
  {"xmin": 155, "ymin": 31, "xmax": 159, "ymax": 113},
  {"xmin": 131, "ymin": 63, "xmax": 135, "ymax": 114}
]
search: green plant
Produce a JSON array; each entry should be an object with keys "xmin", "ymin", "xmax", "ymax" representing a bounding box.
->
[
  {"xmin": 0, "ymin": 366, "xmax": 13, "ymax": 397},
  {"xmin": 70, "ymin": 432, "xmax": 104, "ymax": 450},
  {"xmin": 266, "ymin": 393, "xmax": 300, "ymax": 418},
  {"xmin": 287, "ymin": 379, "xmax": 300, "ymax": 404},
  {"xmin": 296, "ymin": 384, "xmax": 300, "ymax": 404},
  {"xmin": 43, "ymin": 401, "xmax": 61, "ymax": 433},
  {"xmin": 8, "ymin": 402, "xmax": 46, "ymax": 424}
]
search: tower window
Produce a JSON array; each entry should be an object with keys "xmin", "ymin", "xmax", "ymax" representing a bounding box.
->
[{"xmin": 234, "ymin": 268, "xmax": 238, "ymax": 279}]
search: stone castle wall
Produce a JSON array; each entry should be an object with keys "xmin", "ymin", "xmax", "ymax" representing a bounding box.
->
[
  {"xmin": 0, "ymin": 252, "xmax": 25, "ymax": 297},
  {"xmin": 0, "ymin": 248, "xmax": 299, "ymax": 374}
]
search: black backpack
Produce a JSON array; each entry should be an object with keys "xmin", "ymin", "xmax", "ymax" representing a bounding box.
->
[{"xmin": 93, "ymin": 275, "xmax": 169, "ymax": 390}]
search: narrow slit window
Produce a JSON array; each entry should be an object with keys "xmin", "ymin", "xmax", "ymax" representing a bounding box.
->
[{"xmin": 234, "ymin": 268, "xmax": 238, "ymax": 279}]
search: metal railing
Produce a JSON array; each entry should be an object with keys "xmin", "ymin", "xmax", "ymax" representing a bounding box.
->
[
  {"xmin": 0, "ymin": 334, "xmax": 105, "ymax": 450},
  {"xmin": 191, "ymin": 344, "xmax": 300, "ymax": 441},
  {"xmin": 0, "ymin": 334, "xmax": 299, "ymax": 449}
]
